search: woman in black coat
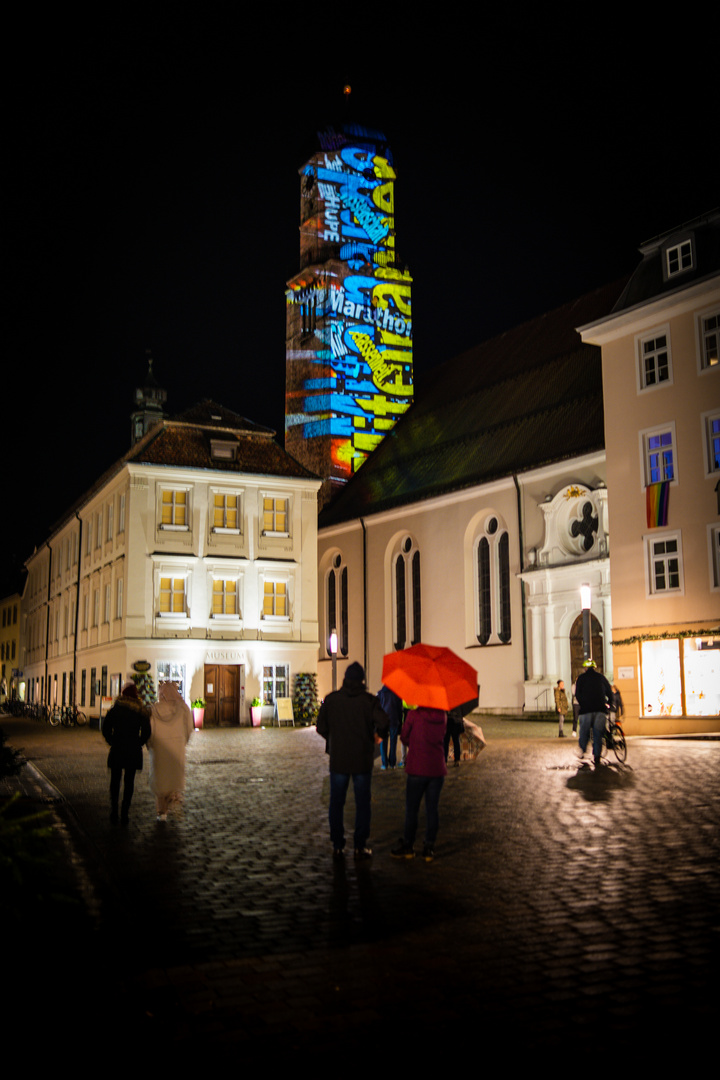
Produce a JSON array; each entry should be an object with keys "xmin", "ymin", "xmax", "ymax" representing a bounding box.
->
[{"xmin": 102, "ymin": 682, "xmax": 151, "ymax": 824}]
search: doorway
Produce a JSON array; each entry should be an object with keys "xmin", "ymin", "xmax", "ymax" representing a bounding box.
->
[
  {"xmin": 569, "ymin": 613, "xmax": 604, "ymax": 684},
  {"xmin": 203, "ymin": 664, "xmax": 244, "ymax": 726}
]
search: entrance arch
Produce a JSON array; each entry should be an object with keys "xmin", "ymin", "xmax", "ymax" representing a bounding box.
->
[{"xmin": 569, "ymin": 613, "xmax": 604, "ymax": 684}]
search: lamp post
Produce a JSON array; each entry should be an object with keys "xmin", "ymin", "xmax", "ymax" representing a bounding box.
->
[
  {"xmin": 581, "ymin": 584, "xmax": 592, "ymax": 663},
  {"xmin": 330, "ymin": 628, "xmax": 338, "ymax": 692}
]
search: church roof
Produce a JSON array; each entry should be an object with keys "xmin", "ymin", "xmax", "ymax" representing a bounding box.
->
[{"xmin": 319, "ymin": 280, "xmax": 627, "ymax": 528}]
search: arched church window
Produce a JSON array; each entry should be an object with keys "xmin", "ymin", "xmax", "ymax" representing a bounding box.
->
[
  {"xmin": 393, "ymin": 536, "xmax": 421, "ymax": 651},
  {"xmin": 475, "ymin": 517, "xmax": 511, "ymax": 645}
]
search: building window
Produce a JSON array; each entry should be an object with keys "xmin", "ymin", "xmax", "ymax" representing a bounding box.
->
[
  {"xmin": 106, "ymin": 502, "xmax": 113, "ymax": 541},
  {"xmin": 157, "ymin": 661, "xmax": 186, "ymax": 700},
  {"xmin": 210, "ymin": 439, "xmax": 238, "ymax": 462},
  {"xmin": 103, "ymin": 584, "xmax": 111, "ymax": 623},
  {"xmin": 159, "ymin": 577, "xmax": 186, "ymax": 615},
  {"xmin": 118, "ymin": 493, "xmax": 126, "ymax": 534},
  {"xmin": 642, "ymin": 425, "xmax": 676, "ymax": 486},
  {"xmin": 641, "ymin": 636, "xmax": 720, "ymax": 717},
  {"xmin": 161, "ymin": 490, "xmax": 188, "ymax": 529},
  {"xmin": 95, "ymin": 511, "xmax": 102, "ymax": 548},
  {"xmin": 212, "ymin": 579, "xmax": 238, "ymax": 617},
  {"xmin": 392, "ymin": 536, "xmax": 421, "ymax": 651},
  {"xmin": 474, "ymin": 517, "xmax": 511, "ymax": 645},
  {"xmin": 665, "ymin": 238, "xmax": 693, "ymax": 278},
  {"xmin": 116, "ymin": 578, "xmax": 123, "ymax": 620},
  {"xmin": 212, "ymin": 493, "xmax": 240, "ymax": 532},
  {"xmin": 703, "ymin": 412, "xmax": 720, "ymax": 475},
  {"xmin": 646, "ymin": 532, "xmax": 683, "ymax": 595},
  {"xmin": 263, "ymin": 664, "xmax": 289, "ymax": 705},
  {"xmin": 93, "ymin": 589, "xmax": 100, "ymax": 627},
  {"xmin": 263, "ymin": 580, "xmax": 288, "ymax": 619},
  {"xmin": 638, "ymin": 330, "xmax": 671, "ymax": 389},
  {"xmin": 698, "ymin": 310, "xmax": 719, "ymax": 371},
  {"xmin": 262, "ymin": 497, "xmax": 288, "ymax": 535},
  {"xmin": 326, "ymin": 554, "xmax": 349, "ymax": 657}
]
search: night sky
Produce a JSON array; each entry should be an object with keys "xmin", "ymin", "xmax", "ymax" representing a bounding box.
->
[{"xmin": 4, "ymin": 13, "xmax": 716, "ymax": 588}]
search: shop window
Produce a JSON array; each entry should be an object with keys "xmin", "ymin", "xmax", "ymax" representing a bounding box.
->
[
  {"xmin": 641, "ymin": 636, "xmax": 720, "ymax": 717},
  {"xmin": 263, "ymin": 664, "xmax": 289, "ymax": 705}
]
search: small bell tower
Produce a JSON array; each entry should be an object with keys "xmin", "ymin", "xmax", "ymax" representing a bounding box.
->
[{"xmin": 130, "ymin": 351, "xmax": 167, "ymax": 446}]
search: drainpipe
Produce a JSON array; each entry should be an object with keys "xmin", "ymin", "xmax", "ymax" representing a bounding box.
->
[
  {"xmin": 361, "ymin": 518, "xmax": 368, "ymax": 679},
  {"xmin": 512, "ymin": 473, "xmax": 529, "ymax": 683}
]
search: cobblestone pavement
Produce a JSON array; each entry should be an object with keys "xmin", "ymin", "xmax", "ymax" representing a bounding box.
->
[{"xmin": 3, "ymin": 714, "xmax": 718, "ymax": 1061}]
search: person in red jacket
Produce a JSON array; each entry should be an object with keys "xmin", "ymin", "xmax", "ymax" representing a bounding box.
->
[{"xmin": 392, "ymin": 705, "xmax": 447, "ymax": 862}]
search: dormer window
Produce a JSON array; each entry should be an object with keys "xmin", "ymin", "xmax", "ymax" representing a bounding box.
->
[
  {"xmin": 664, "ymin": 236, "xmax": 694, "ymax": 280},
  {"xmin": 210, "ymin": 439, "xmax": 237, "ymax": 462}
]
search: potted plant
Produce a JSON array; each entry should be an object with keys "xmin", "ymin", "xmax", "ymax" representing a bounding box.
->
[
  {"xmin": 250, "ymin": 697, "xmax": 263, "ymax": 727},
  {"xmin": 191, "ymin": 698, "xmax": 206, "ymax": 729}
]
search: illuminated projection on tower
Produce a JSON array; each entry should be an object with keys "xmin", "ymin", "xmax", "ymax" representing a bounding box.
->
[{"xmin": 285, "ymin": 124, "xmax": 413, "ymax": 487}]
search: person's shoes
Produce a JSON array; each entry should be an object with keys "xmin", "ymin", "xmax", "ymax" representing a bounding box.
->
[
  {"xmin": 453, "ymin": 760, "xmax": 460, "ymax": 767},
  {"xmin": 391, "ymin": 839, "xmax": 415, "ymax": 860},
  {"xmin": 381, "ymin": 765, "xmax": 387, "ymax": 771},
  {"xmin": 593, "ymin": 757, "xmax": 602, "ymax": 769},
  {"xmin": 333, "ymin": 847, "xmax": 345, "ymax": 860},
  {"xmin": 558, "ymin": 731, "xmax": 565, "ymax": 738},
  {"xmin": 157, "ymin": 813, "xmax": 167, "ymax": 822},
  {"xmin": 354, "ymin": 847, "xmax": 373, "ymax": 860},
  {"xmin": 422, "ymin": 844, "xmax": 435, "ymax": 863}
]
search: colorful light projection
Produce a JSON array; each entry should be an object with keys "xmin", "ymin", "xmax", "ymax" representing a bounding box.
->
[{"xmin": 286, "ymin": 126, "xmax": 413, "ymax": 484}]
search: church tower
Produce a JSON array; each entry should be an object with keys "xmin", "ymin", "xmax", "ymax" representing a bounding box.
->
[{"xmin": 285, "ymin": 121, "xmax": 413, "ymax": 505}]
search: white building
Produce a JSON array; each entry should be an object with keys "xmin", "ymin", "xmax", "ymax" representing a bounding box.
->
[
  {"xmin": 22, "ymin": 401, "xmax": 320, "ymax": 724},
  {"xmin": 317, "ymin": 283, "xmax": 623, "ymax": 711}
]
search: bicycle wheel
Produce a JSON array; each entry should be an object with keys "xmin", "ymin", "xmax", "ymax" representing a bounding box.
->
[
  {"xmin": 48, "ymin": 707, "xmax": 61, "ymax": 727},
  {"xmin": 612, "ymin": 727, "xmax": 627, "ymax": 763},
  {"xmin": 75, "ymin": 710, "xmax": 88, "ymax": 726}
]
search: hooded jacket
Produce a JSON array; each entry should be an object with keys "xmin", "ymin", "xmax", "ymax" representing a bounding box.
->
[{"xmin": 317, "ymin": 666, "xmax": 389, "ymax": 774}]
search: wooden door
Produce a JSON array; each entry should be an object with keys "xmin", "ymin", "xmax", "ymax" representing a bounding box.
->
[{"xmin": 204, "ymin": 664, "xmax": 243, "ymax": 726}]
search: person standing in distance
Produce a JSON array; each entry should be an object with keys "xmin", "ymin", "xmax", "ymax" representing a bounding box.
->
[
  {"xmin": 575, "ymin": 659, "xmax": 613, "ymax": 767},
  {"xmin": 317, "ymin": 662, "xmax": 389, "ymax": 860}
]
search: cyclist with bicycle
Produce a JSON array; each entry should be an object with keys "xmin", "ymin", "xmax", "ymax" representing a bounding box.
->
[{"xmin": 575, "ymin": 658, "xmax": 613, "ymax": 768}]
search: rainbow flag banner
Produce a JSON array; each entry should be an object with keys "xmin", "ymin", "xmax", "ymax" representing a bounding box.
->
[{"xmin": 647, "ymin": 481, "xmax": 670, "ymax": 528}]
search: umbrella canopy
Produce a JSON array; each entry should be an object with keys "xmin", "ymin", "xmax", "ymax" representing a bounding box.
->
[{"xmin": 381, "ymin": 644, "xmax": 479, "ymax": 711}]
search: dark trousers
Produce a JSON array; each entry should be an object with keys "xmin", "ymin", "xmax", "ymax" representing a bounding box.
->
[
  {"xmin": 110, "ymin": 766, "xmax": 137, "ymax": 816},
  {"xmin": 404, "ymin": 774, "xmax": 444, "ymax": 846}
]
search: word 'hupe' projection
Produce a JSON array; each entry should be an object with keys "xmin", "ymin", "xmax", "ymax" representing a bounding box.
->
[{"xmin": 286, "ymin": 128, "xmax": 413, "ymax": 484}]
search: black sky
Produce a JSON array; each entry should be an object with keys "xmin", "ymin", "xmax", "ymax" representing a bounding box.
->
[{"xmin": 4, "ymin": 13, "xmax": 717, "ymax": 587}]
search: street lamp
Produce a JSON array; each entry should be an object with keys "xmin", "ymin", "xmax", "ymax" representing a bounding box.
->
[
  {"xmin": 330, "ymin": 627, "xmax": 338, "ymax": 692},
  {"xmin": 580, "ymin": 584, "xmax": 592, "ymax": 663}
]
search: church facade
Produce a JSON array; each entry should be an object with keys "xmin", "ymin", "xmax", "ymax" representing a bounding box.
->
[{"xmin": 317, "ymin": 283, "xmax": 623, "ymax": 713}]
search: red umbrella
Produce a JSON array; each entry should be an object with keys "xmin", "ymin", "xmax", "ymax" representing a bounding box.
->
[{"xmin": 381, "ymin": 644, "xmax": 479, "ymax": 711}]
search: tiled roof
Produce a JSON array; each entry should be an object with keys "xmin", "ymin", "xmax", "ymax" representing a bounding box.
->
[
  {"xmin": 319, "ymin": 280, "xmax": 626, "ymax": 528},
  {"xmin": 132, "ymin": 422, "xmax": 316, "ymax": 479}
]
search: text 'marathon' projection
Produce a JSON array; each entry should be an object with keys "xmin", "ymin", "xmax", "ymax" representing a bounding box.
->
[{"xmin": 286, "ymin": 124, "xmax": 413, "ymax": 485}]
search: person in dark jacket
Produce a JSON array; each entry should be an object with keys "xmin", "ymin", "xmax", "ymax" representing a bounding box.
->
[
  {"xmin": 102, "ymin": 682, "xmax": 151, "ymax": 824},
  {"xmin": 316, "ymin": 662, "xmax": 389, "ymax": 860},
  {"xmin": 575, "ymin": 661, "xmax": 613, "ymax": 767},
  {"xmin": 392, "ymin": 705, "xmax": 447, "ymax": 862},
  {"xmin": 378, "ymin": 684, "xmax": 403, "ymax": 770}
]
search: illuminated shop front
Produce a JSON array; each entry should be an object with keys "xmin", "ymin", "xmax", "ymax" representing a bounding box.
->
[{"xmin": 640, "ymin": 635, "xmax": 720, "ymax": 718}]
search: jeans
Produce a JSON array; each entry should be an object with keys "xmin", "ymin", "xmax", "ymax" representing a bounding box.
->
[
  {"xmin": 579, "ymin": 712, "xmax": 606, "ymax": 762},
  {"xmin": 329, "ymin": 771, "xmax": 372, "ymax": 850},
  {"xmin": 380, "ymin": 725, "xmax": 400, "ymax": 768},
  {"xmin": 404, "ymin": 775, "xmax": 444, "ymax": 846}
]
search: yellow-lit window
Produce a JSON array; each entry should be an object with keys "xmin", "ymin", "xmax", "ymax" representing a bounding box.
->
[
  {"xmin": 263, "ymin": 581, "xmax": 287, "ymax": 618},
  {"xmin": 213, "ymin": 494, "xmax": 238, "ymax": 530},
  {"xmin": 263, "ymin": 497, "xmax": 287, "ymax": 534},
  {"xmin": 212, "ymin": 579, "xmax": 237, "ymax": 616},
  {"xmin": 161, "ymin": 490, "xmax": 187, "ymax": 527},
  {"xmin": 160, "ymin": 577, "xmax": 185, "ymax": 614}
]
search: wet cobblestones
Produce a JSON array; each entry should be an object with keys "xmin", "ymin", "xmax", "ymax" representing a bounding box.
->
[{"xmin": 3, "ymin": 715, "xmax": 718, "ymax": 1059}]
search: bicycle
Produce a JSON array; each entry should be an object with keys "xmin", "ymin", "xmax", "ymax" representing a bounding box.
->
[
  {"xmin": 601, "ymin": 714, "xmax": 627, "ymax": 763},
  {"xmin": 60, "ymin": 703, "xmax": 88, "ymax": 727}
]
